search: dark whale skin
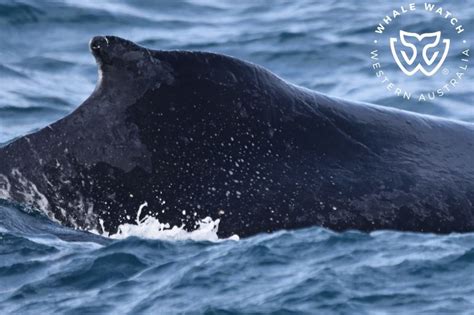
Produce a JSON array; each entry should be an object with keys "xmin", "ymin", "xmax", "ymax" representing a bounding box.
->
[{"xmin": 0, "ymin": 36, "xmax": 473, "ymax": 237}]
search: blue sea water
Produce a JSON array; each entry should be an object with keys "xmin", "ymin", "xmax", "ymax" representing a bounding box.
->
[
  {"xmin": 0, "ymin": 0, "xmax": 473, "ymax": 314},
  {"xmin": 1, "ymin": 201, "xmax": 474, "ymax": 314}
]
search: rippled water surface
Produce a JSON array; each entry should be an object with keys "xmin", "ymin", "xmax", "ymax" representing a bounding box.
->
[
  {"xmin": 0, "ymin": 0, "xmax": 473, "ymax": 314},
  {"xmin": 1, "ymin": 203, "xmax": 474, "ymax": 314}
]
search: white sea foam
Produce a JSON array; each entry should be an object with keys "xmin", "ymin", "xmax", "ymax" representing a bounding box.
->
[{"xmin": 96, "ymin": 202, "xmax": 239, "ymax": 242}]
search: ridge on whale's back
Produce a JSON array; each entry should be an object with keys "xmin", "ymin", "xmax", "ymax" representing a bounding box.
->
[{"xmin": 0, "ymin": 35, "xmax": 473, "ymax": 238}]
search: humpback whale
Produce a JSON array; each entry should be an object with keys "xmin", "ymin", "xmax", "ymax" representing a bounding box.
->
[{"xmin": 0, "ymin": 36, "xmax": 473, "ymax": 237}]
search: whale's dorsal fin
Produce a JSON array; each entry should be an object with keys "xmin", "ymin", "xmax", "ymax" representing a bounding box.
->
[{"xmin": 88, "ymin": 35, "xmax": 174, "ymax": 93}]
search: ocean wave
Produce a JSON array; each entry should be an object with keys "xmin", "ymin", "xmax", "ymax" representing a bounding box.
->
[{"xmin": 0, "ymin": 201, "xmax": 473, "ymax": 313}]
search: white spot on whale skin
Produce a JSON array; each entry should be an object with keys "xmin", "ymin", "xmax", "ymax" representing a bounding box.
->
[
  {"xmin": 10, "ymin": 168, "xmax": 53, "ymax": 219},
  {"xmin": 0, "ymin": 174, "xmax": 11, "ymax": 199}
]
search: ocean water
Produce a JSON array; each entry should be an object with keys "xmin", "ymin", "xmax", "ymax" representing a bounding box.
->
[
  {"xmin": 1, "ymin": 201, "xmax": 474, "ymax": 314},
  {"xmin": 0, "ymin": 0, "xmax": 473, "ymax": 314}
]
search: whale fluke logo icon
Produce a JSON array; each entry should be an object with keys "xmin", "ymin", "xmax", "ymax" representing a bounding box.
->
[{"xmin": 389, "ymin": 31, "xmax": 450, "ymax": 76}]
